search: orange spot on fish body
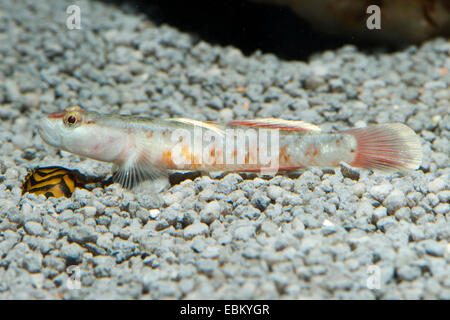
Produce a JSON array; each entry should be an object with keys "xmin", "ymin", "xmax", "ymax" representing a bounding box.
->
[
  {"xmin": 161, "ymin": 150, "xmax": 174, "ymax": 168},
  {"xmin": 179, "ymin": 145, "xmax": 196, "ymax": 168},
  {"xmin": 305, "ymin": 145, "xmax": 320, "ymax": 157},
  {"xmin": 279, "ymin": 145, "xmax": 291, "ymax": 165},
  {"xmin": 304, "ymin": 145, "xmax": 320, "ymax": 166},
  {"xmin": 181, "ymin": 145, "xmax": 191, "ymax": 159},
  {"xmin": 313, "ymin": 147, "xmax": 320, "ymax": 157},
  {"xmin": 215, "ymin": 148, "xmax": 223, "ymax": 161},
  {"xmin": 209, "ymin": 146, "xmax": 216, "ymax": 159},
  {"xmin": 192, "ymin": 155, "xmax": 201, "ymax": 168}
]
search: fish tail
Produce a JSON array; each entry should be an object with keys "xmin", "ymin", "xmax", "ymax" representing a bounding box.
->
[{"xmin": 346, "ymin": 123, "xmax": 422, "ymax": 171}]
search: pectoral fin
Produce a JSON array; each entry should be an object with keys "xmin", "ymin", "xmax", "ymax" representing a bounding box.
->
[
  {"xmin": 113, "ymin": 160, "xmax": 168, "ymax": 189},
  {"xmin": 112, "ymin": 137, "xmax": 168, "ymax": 189}
]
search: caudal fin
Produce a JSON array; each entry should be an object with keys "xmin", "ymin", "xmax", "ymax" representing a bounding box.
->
[{"xmin": 346, "ymin": 123, "xmax": 422, "ymax": 171}]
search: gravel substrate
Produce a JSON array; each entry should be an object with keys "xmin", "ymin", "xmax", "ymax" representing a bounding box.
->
[{"xmin": 0, "ymin": 0, "xmax": 449, "ymax": 299}]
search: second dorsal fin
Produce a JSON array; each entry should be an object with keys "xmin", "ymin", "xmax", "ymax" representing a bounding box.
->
[{"xmin": 227, "ymin": 118, "xmax": 321, "ymax": 132}]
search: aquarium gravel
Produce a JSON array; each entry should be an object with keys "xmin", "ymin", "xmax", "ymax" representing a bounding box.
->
[{"xmin": 0, "ymin": 0, "xmax": 448, "ymax": 299}]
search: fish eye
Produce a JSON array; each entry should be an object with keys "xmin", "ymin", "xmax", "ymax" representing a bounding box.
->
[{"xmin": 63, "ymin": 112, "xmax": 80, "ymax": 126}]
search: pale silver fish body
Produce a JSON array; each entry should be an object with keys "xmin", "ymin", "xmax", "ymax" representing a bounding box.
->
[
  {"xmin": 39, "ymin": 109, "xmax": 356, "ymax": 170},
  {"xmin": 38, "ymin": 106, "xmax": 422, "ymax": 188}
]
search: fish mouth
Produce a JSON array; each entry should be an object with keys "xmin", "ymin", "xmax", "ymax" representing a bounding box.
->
[{"xmin": 38, "ymin": 117, "xmax": 62, "ymax": 148}]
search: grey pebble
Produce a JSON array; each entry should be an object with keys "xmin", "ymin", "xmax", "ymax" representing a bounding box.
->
[
  {"xmin": 60, "ymin": 243, "xmax": 85, "ymax": 262},
  {"xmin": 68, "ymin": 226, "xmax": 98, "ymax": 244},
  {"xmin": 437, "ymin": 190, "xmax": 450, "ymax": 203},
  {"xmin": 234, "ymin": 204, "xmax": 261, "ymax": 220},
  {"xmin": 81, "ymin": 206, "xmax": 97, "ymax": 218},
  {"xmin": 217, "ymin": 234, "xmax": 232, "ymax": 245},
  {"xmin": 394, "ymin": 207, "xmax": 411, "ymax": 221},
  {"xmin": 433, "ymin": 203, "xmax": 449, "ymax": 215},
  {"xmin": 20, "ymin": 202, "xmax": 42, "ymax": 223},
  {"xmin": 200, "ymin": 201, "xmax": 221, "ymax": 225},
  {"xmin": 233, "ymin": 224, "xmax": 256, "ymax": 242},
  {"xmin": 183, "ymin": 222, "xmax": 209, "ymax": 240},
  {"xmin": 411, "ymin": 206, "xmax": 427, "ymax": 221},
  {"xmin": 179, "ymin": 278, "xmax": 195, "ymax": 295},
  {"xmin": 340, "ymin": 163, "xmax": 360, "ymax": 181},
  {"xmin": 23, "ymin": 252, "xmax": 43, "ymax": 273},
  {"xmin": 409, "ymin": 225, "xmax": 426, "ymax": 241},
  {"xmin": 267, "ymin": 185, "xmax": 284, "ymax": 200},
  {"xmin": 376, "ymin": 216, "xmax": 398, "ymax": 232},
  {"xmin": 250, "ymin": 190, "xmax": 271, "ymax": 211},
  {"xmin": 196, "ymin": 259, "xmax": 218, "ymax": 276},
  {"xmin": 370, "ymin": 184, "xmax": 393, "ymax": 202},
  {"xmin": 383, "ymin": 189, "xmax": 406, "ymax": 214},
  {"xmin": 24, "ymin": 221, "xmax": 45, "ymax": 236},
  {"xmin": 425, "ymin": 193, "xmax": 440, "ymax": 208},
  {"xmin": 96, "ymin": 233, "xmax": 113, "ymax": 250},
  {"xmin": 304, "ymin": 76, "xmax": 326, "ymax": 90},
  {"xmin": 321, "ymin": 220, "xmax": 338, "ymax": 236},
  {"xmin": 93, "ymin": 256, "xmax": 116, "ymax": 277},
  {"xmin": 42, "ymin": 255, "xmax": 66, "ymax": 273},
  {"xmin": 112, "ymin": 237, "xmax": 137, "ymax": 251},
  {"xmin": 422, "ymin": 240, "xmax": 446, "ymax": 257}
]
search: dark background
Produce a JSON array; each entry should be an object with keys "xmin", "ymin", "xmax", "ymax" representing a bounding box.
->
[{"xmin": 109, "ymin": 0, "xmax": 386, "ymax": 60}]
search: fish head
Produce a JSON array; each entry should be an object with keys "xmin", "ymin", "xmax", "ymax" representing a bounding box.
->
[
  {"xmin": 39, "ymin": 105, "xmax": 129, "ymax": 162},
  {"xmin": 39, "ymin": 106, "xmax": 105, "ymax": 157},
  {"xmin": 39, "ymin": 105, "xmax": 86, "ymax": 149}
]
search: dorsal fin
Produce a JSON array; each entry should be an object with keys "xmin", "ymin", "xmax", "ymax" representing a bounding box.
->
[
  {"xmin": 167, "ymin": 118, "xmax": 224, "ymax": 136},
  {"xmin": 227, "ymin": 118, "xmax": 321, "ymax": 132}
]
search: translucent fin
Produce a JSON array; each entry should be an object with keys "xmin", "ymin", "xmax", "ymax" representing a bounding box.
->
[
  {"xmin": 167, "ymin": 118, "xmax": 224, "ymax": 136},
  {"xmin": 227, "ymin": 118, "xmax": 321, "ymax": 132},
  {"xmin": 113, "ymin": 161, "xmax": 167, "ymax": 190},
  {"xmin": 112, "ymin": 137, "xmax": 168, "ymax": 189},
  {"xmin": 346, "ymin": 123, "xmax": 422, "ymax": 171}
]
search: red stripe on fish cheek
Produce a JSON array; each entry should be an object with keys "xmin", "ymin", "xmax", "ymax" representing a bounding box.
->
[{"xmin": 48, "ymin": 110, "xmax": 66, "ymax": 118}]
